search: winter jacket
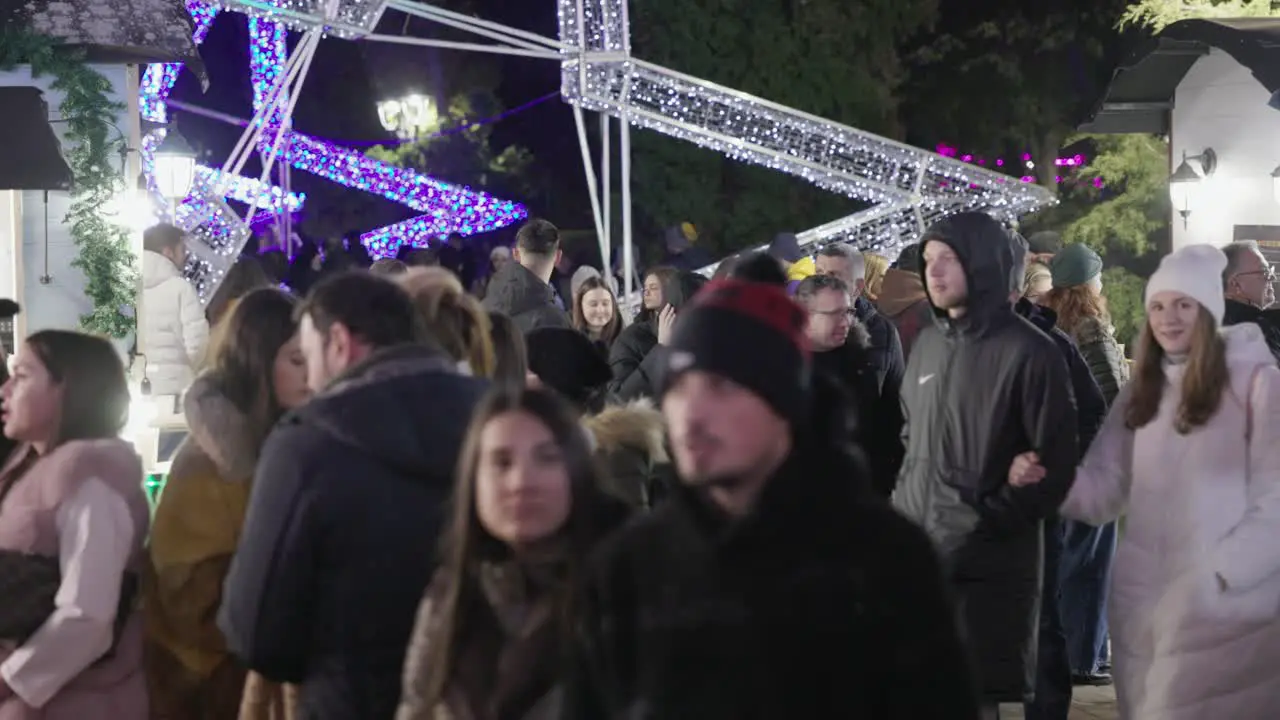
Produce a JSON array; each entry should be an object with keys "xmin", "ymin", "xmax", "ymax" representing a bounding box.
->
[
  {"xmin": 875, "ymin": 268, "xmax": 931, "ymax": 359},
  {"xmin": 582, "ymin": 399, "xmax": 674, "ymax": 509},
  {"xmin": 218, "ymin": 345, "xmax": 488, "ymax": 720},
  {"xmin": 144, "ymin": 375, "xmax": 256, "ymax": 720},
  {"xmin": 1223, "ymin": 298, "xmax": 1280, "ymax": 365},
  {"xmin": 854, "ymin": 296, "xmax": 905, "ymax": 398},
  {"xmin": 1016, "ymin": 299, "xmax": 1107, "ymax": 456},
  {"xmin": 142, "ymin": 250, "xmax": 208, "ymax": 396},
  {"xmin": 1061, "ymin": 323, "xmax": 1280, "ymax": 719},
  {"xmin": 893, "ymin": 220, "xmax": 1078, "ymax": 703},
  {"xmin": 1065, "ymin": 315, "xmax": 1128, "ymax": 407},
  {"xmin": 813, "ymin": 324, "xmax": 904, "ymax": 498},
  {"xmin": 606, "ymin": 272, "xmax": 706, "ymax": 400},
  {"xmin": 482, "ymin": 262, "xmax": 570, "ymax": 335},
  {"xmin": 563, "ymin": 435, "xmax": 980, "ymax": 719}
]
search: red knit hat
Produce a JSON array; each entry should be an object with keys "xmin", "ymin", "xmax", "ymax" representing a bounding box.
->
[{"xmin": 660, "ymin": 279, "xmax": 812, "ymax": 421}]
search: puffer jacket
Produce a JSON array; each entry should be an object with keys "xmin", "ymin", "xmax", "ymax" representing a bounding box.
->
[
  {"xmin": 583, "ymin": 399, "xmax": 673, "ymax": 509},
  {"xmin": 142, "ymin": 250, "xmax": 208, "ymax": 396},
  {"xmin": 607, "ymin": 272, "xmax": 706, "ymax": 400},
  {"xmin": 893, "ymin": 212, "xmax": 1078, "ymax": 704},
  {"xmin": 1068, "ymin": 315, "xmax": 1128, "ymax": 407}
]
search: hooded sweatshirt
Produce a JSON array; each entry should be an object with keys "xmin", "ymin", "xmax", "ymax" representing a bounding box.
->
[{"xmin": 893, "ymin": 212, "xmax": 1078, "ymax": 703}]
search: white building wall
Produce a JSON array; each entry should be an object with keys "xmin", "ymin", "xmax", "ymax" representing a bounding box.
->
[
  {"xmin": 1171, "ymin": 48, "xmax": 1280, "ymax": 251},
  {"xmin": 0, "ymin": 65, "xmax": 133, "ymax": 334}
]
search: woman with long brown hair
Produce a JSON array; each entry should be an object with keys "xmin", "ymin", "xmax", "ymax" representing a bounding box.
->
[
  {"xmin": 0, "ymin": 330, "xmax": 148, "ymax": 718},
  {"xmin": 570, "ymin": 276, "xmax": 622, "ymax": 350},
  {"xmin": 144, "ymin": 288, "xmax": 309, "ymax": 720},
  {"xmin": 396, "ymin": 388, "xmax": 627, "ymax": 720},
  {"xmin": 1010, "ymin": 245, "xmax": 1280, "ymax": 719}
]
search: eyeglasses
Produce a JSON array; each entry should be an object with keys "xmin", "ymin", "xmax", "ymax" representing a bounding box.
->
[
  {"xmin": 810, "ymin": 307, "xmax": 857, "ymax": 320},
  {"xmin": 1237, "ymin": 267, "xmax": 1277, "ymax": 282}
]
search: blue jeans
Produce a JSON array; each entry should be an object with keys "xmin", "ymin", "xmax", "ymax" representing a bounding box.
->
[
  {"xmin": 1058, "ymin": 519, "xmax": 1117, "ymax": 674},
  {"xmin": 1025, "ymin": 515, "xmax": 1072, "ymax": 720}
]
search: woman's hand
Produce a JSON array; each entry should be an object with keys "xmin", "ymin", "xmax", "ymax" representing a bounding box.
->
[
  {"xmin": 1009, "ymin": 451, "xmax": 1046, "ymax": 487},
  {"xmin": 656, "ymin": 304, "xmax": 677, "ymax": 346}
]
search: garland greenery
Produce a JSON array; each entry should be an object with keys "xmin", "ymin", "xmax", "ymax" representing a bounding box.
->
[{"xmin": 0, "ymin": 27, "xmax": 137, "ymax": 339}]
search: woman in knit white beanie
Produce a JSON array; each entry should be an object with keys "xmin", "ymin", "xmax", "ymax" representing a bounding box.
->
[{"xmin": 1010, "ymin": 243, "xmax": 1280, "ymax": 718}]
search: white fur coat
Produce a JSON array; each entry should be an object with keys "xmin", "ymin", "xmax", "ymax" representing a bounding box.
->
[{"xmin": 1062, "ymin": 323, "xmax": 1280, "ymax": 719}]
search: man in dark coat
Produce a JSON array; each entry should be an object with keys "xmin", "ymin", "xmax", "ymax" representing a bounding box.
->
[
  {"xmin": 893, "ymin": 212, "xmax": 1078, "ymax": 716},
  {"xmin": 1221, "ymin": 240, "xmax": 1280, "ymax": 362},
  {"xmin": 482, "ymin": 218, "xmax": 571, "ymax": 334},
  {"xmin": 566, "ymin": 279, "xmax": 980, "ymax": 720},
  {"xmin": 219, "ymin": 272, "xmax": 488, "ymax": 720},
  {"xmin": 796, "ymin": 273, "xmax": 904, "ymax": 497},
  {"xmin": 814, "ymin": 242, "xmax": 906, "ymax": 393}
]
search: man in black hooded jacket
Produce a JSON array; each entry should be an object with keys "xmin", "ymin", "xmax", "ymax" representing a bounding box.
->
[{"xmin": 894, "ymin": 212, "xmax": 1078, "ymax": 717}]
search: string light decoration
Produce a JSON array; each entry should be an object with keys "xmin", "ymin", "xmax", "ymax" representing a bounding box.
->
[
  {"xmin": 209, "ymin": 0, "xmax": 388, "ymax": 38},
  {"xmin": 139, "ymin": 1, "xmax": 527, "ymax": 288},
  {"xmin": 244, "ymin": 16, "xmax": 526, "ymax": 255},
  {"xmin": 934, "ymin": 144, "xmax": 1102, "ymax": 186},
  {"xmin": 554, "ymin": 0, "xmax": 1054, "ymax": 260}
]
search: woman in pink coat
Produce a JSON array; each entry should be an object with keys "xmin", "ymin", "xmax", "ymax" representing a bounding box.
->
[{"xmin": 1012, "ymin": 244, "xmax": 1280, "ymax": 719}]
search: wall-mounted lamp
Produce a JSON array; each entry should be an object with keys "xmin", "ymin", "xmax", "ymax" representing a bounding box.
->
[
  {"xmin": 1169, "ymin": 148, "xmax": 1217, "ymax": 229},
  {"xmin": 152, "ymin": 127, "xmax": 198, "ymax": 201},
  {"xmin": 1272, "ymin": 164, "xmax": 1280, "ymax": 206}
]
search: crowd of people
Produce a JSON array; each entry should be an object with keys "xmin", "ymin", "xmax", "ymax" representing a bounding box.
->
[{"xmin": 0, "ymin": 210, "xmax": 1275, "ymax": 720}]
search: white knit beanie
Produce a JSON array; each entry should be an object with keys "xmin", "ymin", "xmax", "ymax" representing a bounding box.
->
[{"xmin": 1144, "ymin": 244, "xmax": 1227, "ymax": 324}]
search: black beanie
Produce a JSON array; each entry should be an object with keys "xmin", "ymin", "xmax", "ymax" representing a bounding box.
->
[
  {"xmin": 660, "ymin": 279, "xmax": 811, "ymax": 422},
  {"xmin": 525, "ymin": 328, "xmax": 611, "ymax": 407}
]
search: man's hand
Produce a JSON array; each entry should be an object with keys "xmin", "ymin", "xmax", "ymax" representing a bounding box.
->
[{"xmin": 1008, "ymin": 451, "xmax": 1046, "ymax": 487}]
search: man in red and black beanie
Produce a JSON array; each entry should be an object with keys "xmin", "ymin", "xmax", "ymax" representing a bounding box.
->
[
  {"xmin": 660, "ymin": 278, "xmax": 812, "ymax": 426},
  {"xmin": 564, "ymin": 279, "xmax": 980, "ymax": 720}
]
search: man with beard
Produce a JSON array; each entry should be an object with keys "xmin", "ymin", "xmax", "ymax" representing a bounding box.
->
[
  {"xmin": 220, "ymin": 272, "xmax": 488, "ymax": 720},
  {"xmin": 894, "ymin": 212, "xmax": 1078, "ymax": 719},
  {"xmin": 564, "ymin": 279, "xmax": 979, "ymax": 719}
]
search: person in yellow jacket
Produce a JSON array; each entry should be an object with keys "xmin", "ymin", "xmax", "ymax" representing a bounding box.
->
[{"xmin": 144, "ymin": 289, "xmax": 310, "ymax": 720}]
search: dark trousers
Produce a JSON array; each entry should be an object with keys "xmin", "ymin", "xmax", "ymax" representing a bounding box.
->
[
  {"xmin": 1024, "ymin": 515, "xmax": 1072, "ymax": 720},
  {"xmin": 1058, "ymin": 519, "xmax": 1117, "ymax": 674}
]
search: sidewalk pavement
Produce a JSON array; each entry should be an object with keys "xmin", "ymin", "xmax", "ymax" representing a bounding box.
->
[{"xmin": 999, "ymin": 684, "xmax": 1118, "ymax": 720}]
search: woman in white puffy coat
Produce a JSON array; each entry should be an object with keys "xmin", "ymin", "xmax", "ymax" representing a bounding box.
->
[
  {"xmin": 141, "ymin": 225, "xmax": 208, "ymax": 396},
  {"xmin": 1011, "ymin": 244, "xmax": 1280, "ymax": 719}
]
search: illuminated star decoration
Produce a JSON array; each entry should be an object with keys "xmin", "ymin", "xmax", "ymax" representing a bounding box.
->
[
  {"xmin": 556, "ymin": 0, "xmax": 1056, "ymax": 260},
  {"xmin": 139, "ymin": 0, "xmax": 528, "ymax": 300}
]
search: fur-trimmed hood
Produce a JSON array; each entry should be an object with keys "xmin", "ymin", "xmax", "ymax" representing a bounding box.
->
[
  {"xmin": 583, "ymin": 399, "xmax": 668, "ymax": 464},
  {"xmin": 181, "ymin": 373, "xmax": 262, "ymax": 480}
]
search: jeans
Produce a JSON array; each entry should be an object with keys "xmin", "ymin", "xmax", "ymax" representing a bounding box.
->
[
  {"xmin": 1058, "ymin": 519, "xmax": 1117, "ymax": 674},
  {"xmin": 1025, "ymin": 515, "xmax": 1072, "ymax": 720}
]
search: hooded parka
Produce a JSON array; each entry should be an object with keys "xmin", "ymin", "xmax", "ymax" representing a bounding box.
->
[{"xmin": 892, "ymin": 212, "xmax": 1079, "ymax": 703}]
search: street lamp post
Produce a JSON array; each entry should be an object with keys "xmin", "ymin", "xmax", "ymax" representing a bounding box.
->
[{"xmin": 377, "ymin": 94, "xmax": 437, "ymax": 141}]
